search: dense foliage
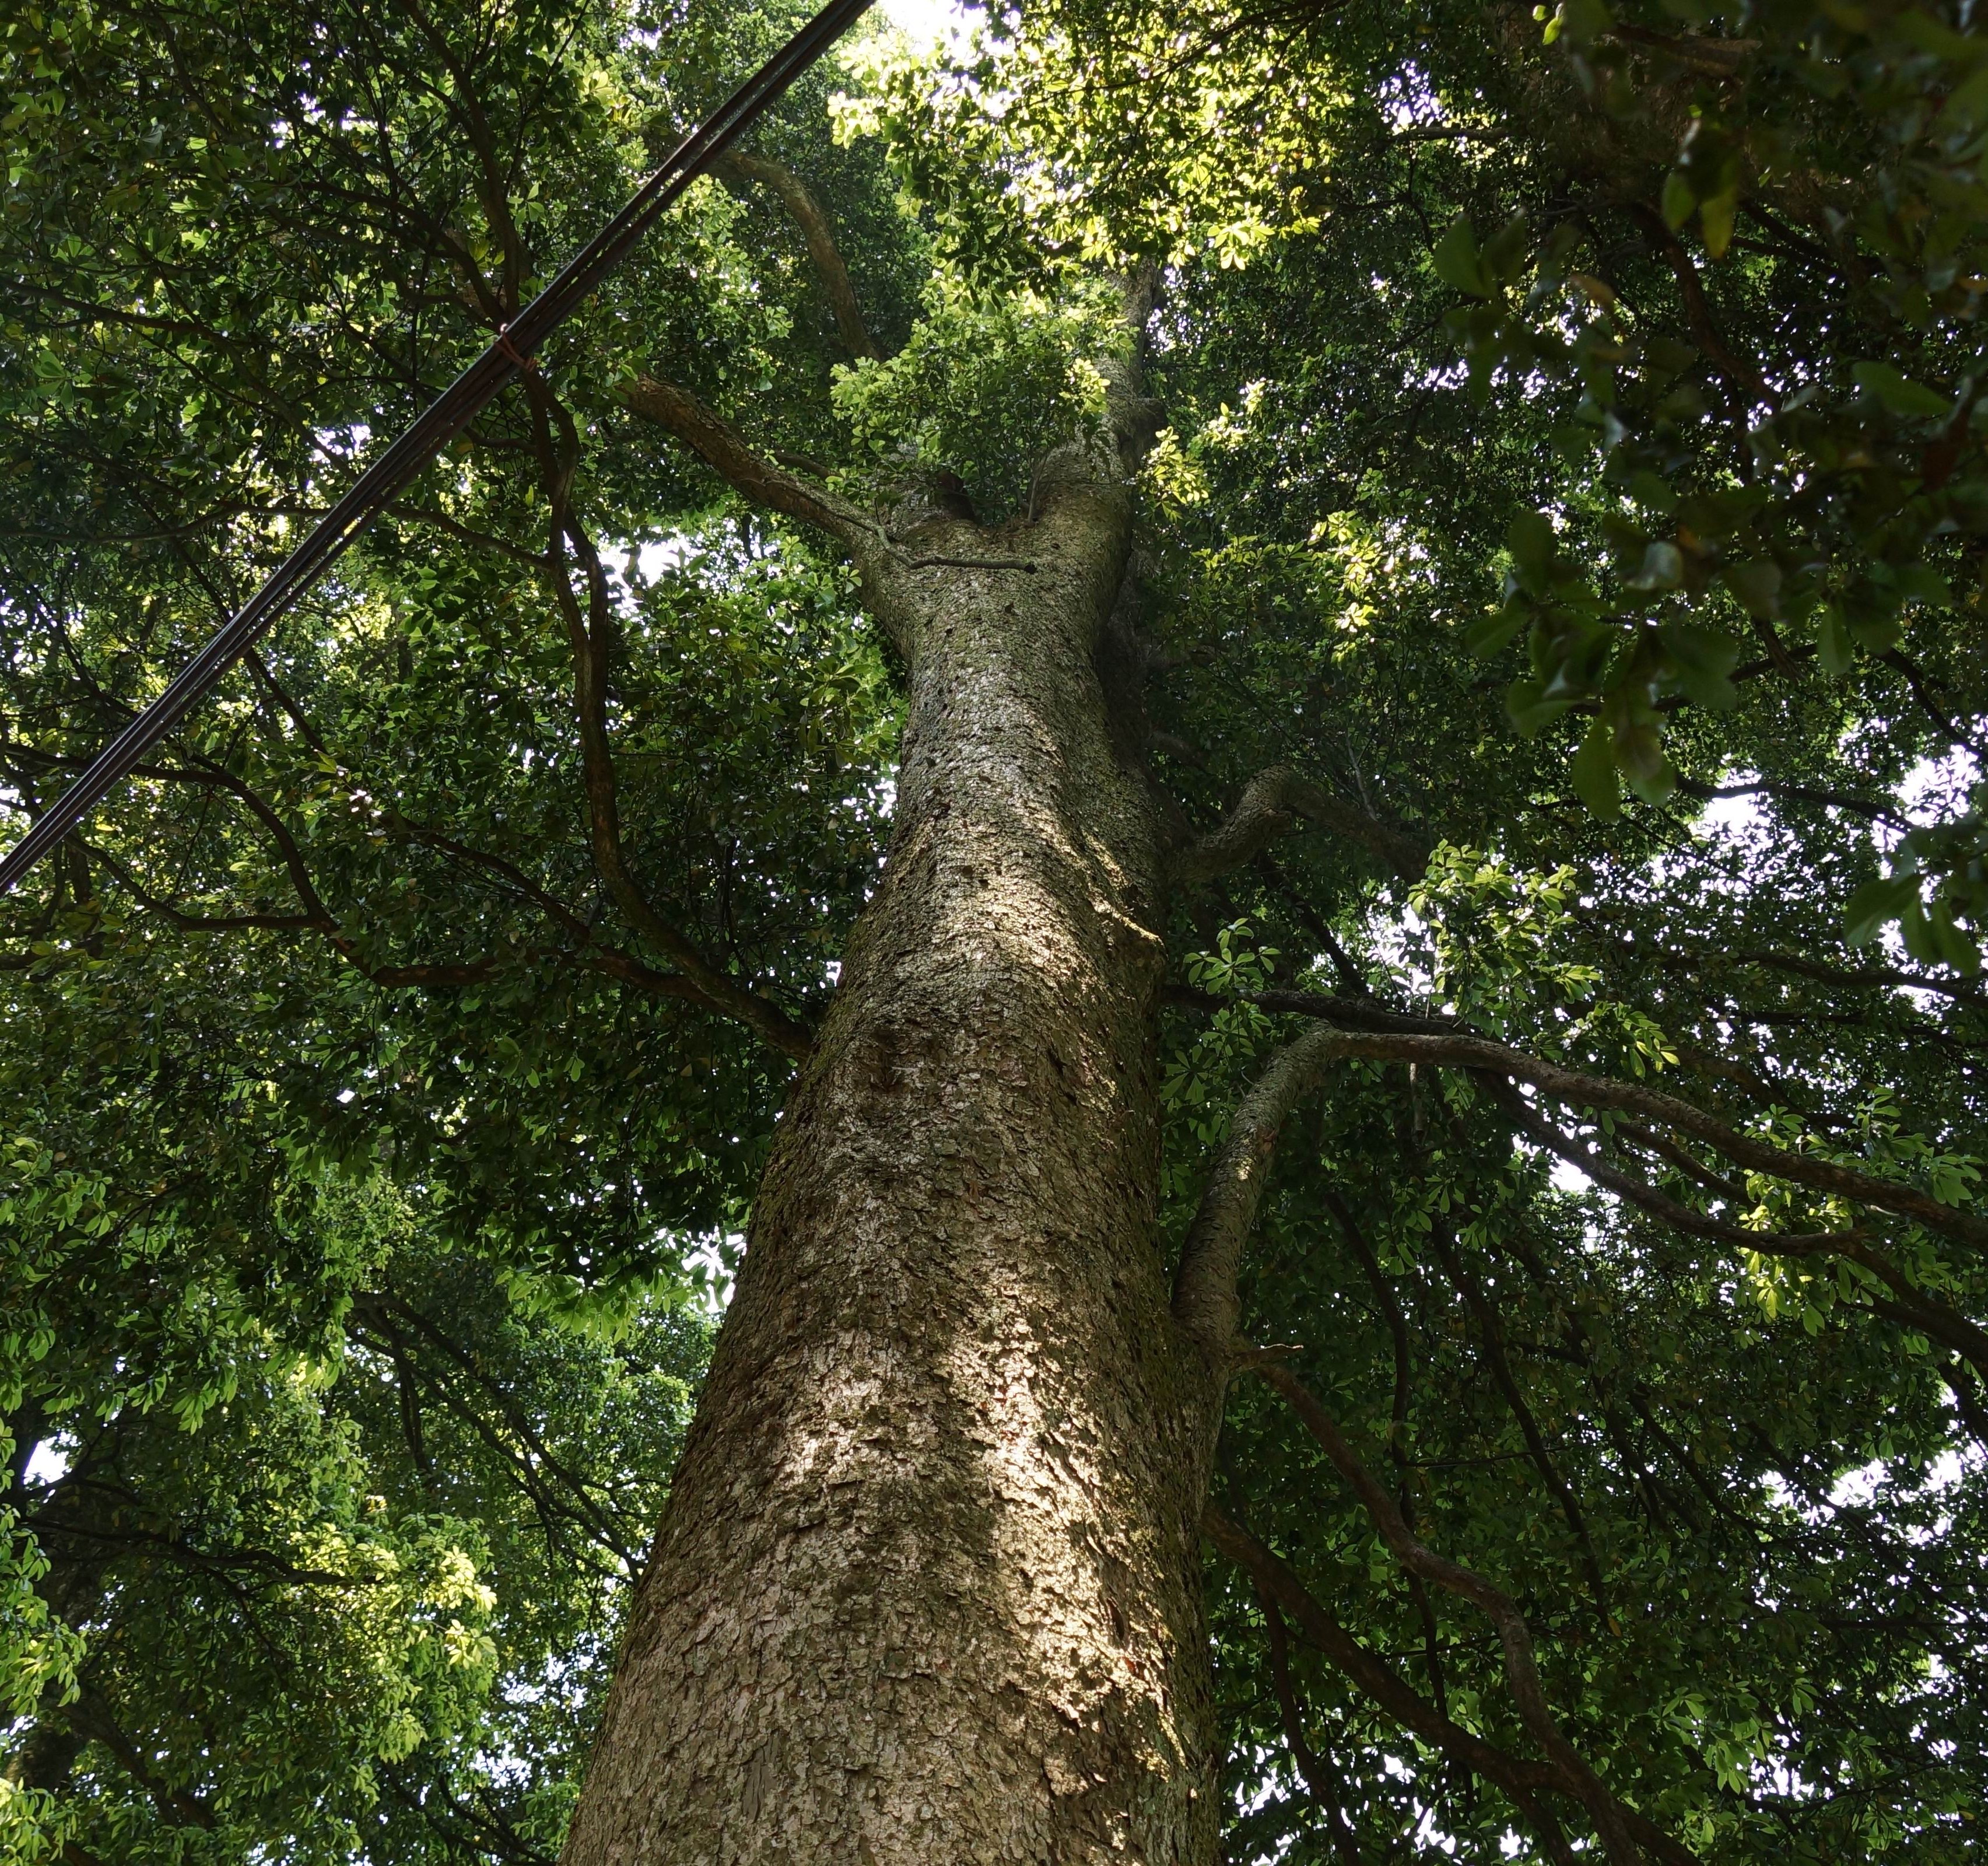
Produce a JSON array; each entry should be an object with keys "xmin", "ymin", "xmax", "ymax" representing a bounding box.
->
[{"xmin": 5, "ymin": 0, "xmax": 1988, "ymax": 1861}]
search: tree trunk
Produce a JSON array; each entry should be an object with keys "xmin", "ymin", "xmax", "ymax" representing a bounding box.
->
[{"xmin": 560, "ymin": 478, "xmax": 1220, "ymax": 1863}]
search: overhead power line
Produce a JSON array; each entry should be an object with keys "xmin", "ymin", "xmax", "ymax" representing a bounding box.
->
[{"xmin": 0, "ymin": 0, "xmax": 875, "ymax": 898}]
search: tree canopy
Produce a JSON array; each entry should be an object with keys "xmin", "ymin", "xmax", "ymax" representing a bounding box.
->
[{"xmin": 5, "ymin": 0, "xmax": 1988, "ymax": 1861}]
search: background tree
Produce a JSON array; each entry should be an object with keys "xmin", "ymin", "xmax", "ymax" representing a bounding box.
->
[{"xmin": 3, "ymin": 0, "xmax": 1988, "ymax": 1862}]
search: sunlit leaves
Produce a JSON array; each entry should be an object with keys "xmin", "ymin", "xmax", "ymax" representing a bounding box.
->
[{"xmin": 829, "ymin": 276, "xmax": 1120, "ymax": 518}]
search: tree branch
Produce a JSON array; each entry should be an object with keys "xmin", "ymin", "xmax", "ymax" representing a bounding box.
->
[
  {"xmin": 1237, "ymin": 1356, "xmax": 1687, "ymax": 1866},
  {"xmin": 1880, "ymin": 648, "xmax": 1988, "ymax": 761},
  {"xmin": 1723, "ymin": 946, "xmax": 1983, "ymax": 1008},
  {"xmin": 1260, "ymin": 1592, "xmax": 1365, "ymax": 1866},
  {"xmin": 386, "ymin": 500, "xmax": 555, "ymax": 570},
  {"xmin": 1324, "ymin": 1189, "xmax": 1449, "ymax": 1713},
  {"xmin": 1167, "ymin": 979, "xmax": 1454, "ymax": 1037},
  {"xmin": 1606, "ymin": 24, "xmax": 1757, "ymax": 76},
  {"xmin": 348, "ymin": 1313, "xmax": 626, "ymax": 1571},
  {"xmin": 1169, "ymin": 1006, "xmax": 1988, "ymax": 1402},
  {"xmin": 1248, "ymin": 1017, "xmax": 1988, "ymax": 1253},
  {"xmin": 1938, "ymin": 1354, "xmax": 1988, "ymax": 1450},
  {"xmin": 1423, "ymin": 1215, "xmax": 1612, "ymax": 1625},
  {"xmin": 1624, "ymin": 201, "xmax": 1768, "ymax": 408},
  {"xmin": 1173, "ymin": 1024, "xmax": 1348, "ymax": 1361},
  {"xmin": 1170, "ymin": 765, "xmax": 1429, "ymax": 886},
  {"xmin": 620, "ymin": 375, "xmax": 881, "ymax": 557},
  {"xmin": 523, "ymin": 376, "xmax": 815, "ymax": 1059},
  {"xmin": 1674, "ymin": 775, "xmax": 1908, "ymax": 831},
  {"xmin": 717, "ymin": 150, "xmax": 879, "ymax": 359},
  {"xmin": 1503, "ymin": 1094, "xmax": 1988, "ymax": 1373},
  {"xmin": 358, "ymin": 1293, "xmax": 640, "ymax": 1568},
  {"xmin": 65, "ymin": 1688, "xmax": 217, "ymax": 1832},
  {"xmin": 1204, "ymin": 1504, "xmax": 1582, "ymax": 1864},
  {"xmin": 67, "ymin": 783, "xmax": 717, "ymax": 1010}
]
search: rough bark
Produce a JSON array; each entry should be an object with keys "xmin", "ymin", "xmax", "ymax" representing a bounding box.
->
[{"xmin": 562, "ymin": 438, "xmax": 1222, "ymax": 1859}]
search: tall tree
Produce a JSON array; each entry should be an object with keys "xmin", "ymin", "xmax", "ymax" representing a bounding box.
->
[{"xmin": 5, "ymin": 1, "xmax": 1988, "ymax": 1863}]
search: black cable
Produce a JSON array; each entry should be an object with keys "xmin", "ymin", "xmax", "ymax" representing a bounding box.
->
[{"xmin": 0, "ymin": 0, "xmax": 876, "ymax": 898}]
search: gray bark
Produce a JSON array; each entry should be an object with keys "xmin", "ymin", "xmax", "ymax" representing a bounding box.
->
[{"xmin": 561, "ymin": 426, "xmax": 1226, "ymax": 1860}]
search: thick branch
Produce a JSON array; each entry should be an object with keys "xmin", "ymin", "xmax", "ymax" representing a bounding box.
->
[
  {"xmin": 387, "ymin": 500, "xmax": 554, "ymax": 570},
  {"xmin": 526, "ymin": 378, "xmax": 814, "ymax": 1059},
  {"xmin": 1506, "ymin": 1096, "xmax": 1988, "ymax": 1373},
  {"xmin": 1674, "ymin": 776, "xmax": 1907, "ymax": 831},
  {"xmin": 1607, "ymin": 24, "xmax": 1757, "ymax": 76},
  {"xmin": 1424, "ymin": 1216, "xmax": 1611, "ymax": 1624},
  {"xmin": 1173, "ymin": 1024, "xmax": 1347, "ymax": 1359},
  {"xmin": 37, "ymin": 750, "xmax": 696, "ymax": 997},
  {"xmin": 621, "ymin": 375, "xmax": 879, "ymax": 555},
  {"xmin": 1166, "ymin": 979, "xmax": 1454, "ymax": 1037},
  {"xmin": 717, "ymin": 150, "xmax": 878, "ymax": 359},
  {"xmin": 1170, "ymin": 765, "xmax": 1428, "ymax": 885},
  {"xmin": 66, "ymin": 1688, "xmax": 216, "ymax": 1831},
  {"xmin": 1325, "ymin": 1189, "xmax": 1449, "ymax": 1713},
  {"xmin": 1256, "ymin": 1019, "xmax": 1988, "ymax": 1253},
  {"xmin": 1170, "ymin": 1009, "xmax": 1988, "ymax": 1406},
  {"xmin": 1881, "ymin": 649, "xmax": 1988, "ymax": 761},
  {"xmin": 357, "ymin": 1293, "xmax": 639, "ymax": 1567},
  {"xmin": 23, "ymin": 1513, "xmax": 385, "ymax": 1590},
  {"xmin": 1624, "ymin": 201, "xmax": 1768, "ymax": 407},
  {"xmin": 1727, "ymin": 946, "xmax": 1983, "ymax": 1008},
  {"xmin": 1940, "ymin": 1355, "xmax": 1988, "ymax": 1449},
  {"xmin": 9, "ymin": 748, "xmax": 525, "ymax": 989},
  {"xmin": 349, "ymin": 1315, "xmax": 624, "ymax": 1570}
]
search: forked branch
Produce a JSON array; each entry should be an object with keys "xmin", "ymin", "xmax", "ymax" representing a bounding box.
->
[
  {"xmin": 1260, "ymin": 1593, "xmax": 1366, "ymax": 1866},
  {"xmin": 1236, "ymin": 1353, "xmax": 1685, "ymax": 1866},
  {"xmin": 1502, "ymin": 1094, "xmax": 1988, "ymax": 1375},
  {"xmin": 1244, "ymin": 1013, "xmax": 1988, "ymax": 1253},
  {"xmin": 524, "ymin": 373, "xmax": 816, "ymax": 1059},
  {"xmin": 1204, "ymin": 1504, "xmax": 1580, "ymax": 1865}
]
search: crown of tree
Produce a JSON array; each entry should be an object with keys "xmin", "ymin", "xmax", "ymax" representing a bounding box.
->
[{"xmin": 5, "ymin": 2, "xmax": 1988, "ymax": 1862}]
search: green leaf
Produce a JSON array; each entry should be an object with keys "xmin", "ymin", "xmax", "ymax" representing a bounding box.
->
[
  {"xmin": 1926, "ymin": 899, "xmax": 1982, "ymax": 975},
  {"xmin": 1899, "ymin": 897, "xmax": 1941, "ymax": 967},
  {"xmin": 1559, "ymin": 0, "xmax": 1614, "ymax": 42},
  {"xmin": 1571, "ymin": 715, "xmax": 1622, "ymax": 819},
  {"xmin": 1465, "ymin": 600, "xmax": 1528, "ymax": 657},
  {"xmin": 1817, "ymin": 603, "xmax": 1856, "ymax": 676},
  {"xmin": 1723, "ymin": 559, "xmax": 1782, "ymax": 619},
  {"xmin": 1507, "ymin": 677, "xmax": 1572, "ymax": 736},
  {"xmin": 1661, "ymin": 621, "xmax": 1741, "ymax": 709},
  {"xmin": 1618, "ymin": 723, "xmax": 1676, "ymax": 804},
  {"xmin": 1482, "ymin": 215, "xmax": 1532, "ymax": 288},
  {"xmin": 1507, "ymin": 508, "xmax": 1555, "ymax": 590},
  {"xmin": 1895, "ymin": 563, "xmax": 1954, "ymax": 608},
  {"xmin": 1632, "ymin": 540, "xmax": 1684, "ymax": 590},
  {"xmin": 1661, "ymin": 169, "xmax": 1696, "ymax": 231},
  {"xmin": 1843, "ymin": 874, "xmax": 1919, "ymax": 947},
  {"xmin": 1853, "ymin": 360, "xmax": 1950, "ymax": 419},
  {"xmin": 1432, "ymin": 217, "xmax": 1491, "ymax": 298},
  {"xmin": 1938, "ymin": 63, "xmax": 1988, "ymax": 133},
  {"xmin": 1699, "ymin": 187, "xmax": 1738, "ymax": 261},
  {"xmin": 1895, "ymin": 9, "xmax": 1988, "ymax": 61}
]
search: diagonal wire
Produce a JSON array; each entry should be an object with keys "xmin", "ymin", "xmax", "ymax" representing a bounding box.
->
[{"xmin": 0, "ymin": 0, "xmax": 875, "ymax": 898}]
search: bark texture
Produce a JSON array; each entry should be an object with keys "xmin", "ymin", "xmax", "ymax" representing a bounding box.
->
[{"xmin": 562, "ymin": 465, "xmax": 1219, "ymax": 1862}]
